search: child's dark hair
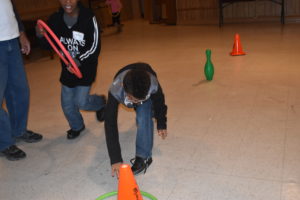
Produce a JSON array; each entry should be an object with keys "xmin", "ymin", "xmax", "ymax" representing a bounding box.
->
[{"xmin": 123, "ymin": 68, "xmax": 151, "ymax": 100}]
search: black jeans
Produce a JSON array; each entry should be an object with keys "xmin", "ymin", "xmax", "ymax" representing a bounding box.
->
[{"xmin": 112, "ymin": 12, "xmax": 121, "ymax": 25}]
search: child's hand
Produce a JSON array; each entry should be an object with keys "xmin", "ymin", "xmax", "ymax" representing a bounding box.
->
[
  {"xmin": 73, "ymin": 58, "xmax": 81, "ymax": 68},
  {"xmin": 35, "ymin": 25, "xmax": 45, "ymax": 37},
  {"xmin": 111, "ymin": 162, "xmax": 122, "ymax": 178},
  {"xmin": 158, "ymin": 129, "xmax": 167, "ymax": 139}
]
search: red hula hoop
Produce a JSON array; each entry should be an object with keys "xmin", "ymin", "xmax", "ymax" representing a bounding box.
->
[{"xmin": 37, "ymin": 19, "xmax": 82, "ymax": 79}]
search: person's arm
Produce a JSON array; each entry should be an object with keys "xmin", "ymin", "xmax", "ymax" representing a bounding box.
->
[
  {"xmin": 78, "ymin": 15, "xmax": 101, "ymax": 64},
  {"xmin": 151, "ymin": 83, "xmax": 168, "ymax": 139},
  {"xmin": 104, "ymin": 92, "xmax": 123, "ymax": 176},
  {"xmin": 12, "ymin": 1, "xmax": 30, "ymax": 55},
  {"xmin": 35, "ymin": 16, "xmax": 53, "ymax": 50},
  {"xmin": 151, "ymin": 84, "xmax": 167, "ymax": 129}
]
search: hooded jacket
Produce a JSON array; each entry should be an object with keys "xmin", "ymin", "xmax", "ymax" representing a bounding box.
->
[{"xmin": 40, "ymin": 3, "xmax": 100, "ymax": 87}]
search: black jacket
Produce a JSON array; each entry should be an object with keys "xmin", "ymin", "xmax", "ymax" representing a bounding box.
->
[
  {"xmin": 104, "ymin": 63, "xmax": 168, "ymax": 165},
  {"xmin": 39, "ymin": 3, "xmax": 100, "ymax": 87}
]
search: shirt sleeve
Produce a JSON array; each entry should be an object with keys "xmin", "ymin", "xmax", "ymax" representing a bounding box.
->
[
  {"xmin": 151, "ymin": 83, "xmax": 168, "ymax": 130},
  {"xmin": 78, "ymin": 16, "xmax": 100, "ymax": 63},
  {"xmin": 104, "ymin": 92, "xmax": 123, "ymax": 165}
]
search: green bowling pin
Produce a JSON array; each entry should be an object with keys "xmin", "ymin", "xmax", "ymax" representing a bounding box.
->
[{"xmin": 204, "ymin": 49, "xmax": 214, "ymax": 81}]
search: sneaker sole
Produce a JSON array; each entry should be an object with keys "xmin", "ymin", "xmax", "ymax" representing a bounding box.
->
[{"xmin": 16, "ymin": 137, "xmax": 43, "ymax": 143}]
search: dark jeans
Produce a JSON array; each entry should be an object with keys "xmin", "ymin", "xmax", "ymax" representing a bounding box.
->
[
  {"xmin": 135, "ymin": 99, "xmax": 154, "ymax": 159},
  {"xmin": 0, "ymin": 38, "xmax": 29, "ymax": 150},
  {"xmin": 61, "ymin": 85, "xmax": 105, "ymax": 131},
  {"xmin": 112, "ymin": 12, "xmax": 121, "ymax": 25}
]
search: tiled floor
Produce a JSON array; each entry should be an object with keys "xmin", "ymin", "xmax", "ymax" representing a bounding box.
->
[{"xmin": 1, "ymin": 19, "xmax": 300, "ymax": 200}]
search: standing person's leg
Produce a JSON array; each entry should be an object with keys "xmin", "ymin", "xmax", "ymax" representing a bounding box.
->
[
  {"xmin": 112, "ymin": 13, "xmax": 118, "ymax": 26},
  {"xmin": 4, "ymin": 39, "xmax": 29, "ymax": 138},
  {"xmin": 131, "ymin": 99, "xmax": 153, "ymax": 174},
  {"xmin": 74, "ymin": 86, "xmax": 105, "ymax": 111},
  {"xmin": 61, "ymin": 85, "xmax": 105, "ymax": 139},
  {"xmin": 116, "ymin": 12, "xmax": 121, "ymax": 25},
  {"xmin": 74, "ymin": 85, "xmax": 106, "ymax": 122},
  {"xmin": 5, "ymin": 39, "xmax": 42, "ymax": 143},
  {"xmin": 0, "ymin": 39, "xmax": 26, "ymax": 160},
  {"xmin": 113, "ymin": 12, "xmax": 122, "ymax": 32},
  {"xmin": 0, "ymin": 40, "xmax": 14, "ymax": 150},
  {"xmin": 61, "ymin": 85, "xmax": 84, "ymax": 136}
]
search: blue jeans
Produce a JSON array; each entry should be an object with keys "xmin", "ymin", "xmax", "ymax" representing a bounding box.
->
[
  {"xmin": 61, "ymin": 85, "xmax": 105, "ymax": 131},
  {"xmin": 135, "ymin": 99, "xmax": 154, "ymax": 159},
  {"xmin": 0, "ymin": 38, "xmax": 29, "ymax": 151}
]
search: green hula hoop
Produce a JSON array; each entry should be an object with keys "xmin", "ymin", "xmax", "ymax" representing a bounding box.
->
[{"xmin": 96, "ymin": 191, "xmax": 157, "ymax": 200}]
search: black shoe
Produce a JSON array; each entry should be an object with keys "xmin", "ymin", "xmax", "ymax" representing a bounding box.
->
[
  {"xmin": 16, "ymin": 130, "xmax": 43, "ymax": 143},
  {"xmin": 130, "ymin": 156, "xmax": 153, "ymax": 175},
  {"xmin": 67, "ymin": 125, "xmax": 85, "ymax": 139},
  {"xmin": 0, "ymin": 145, "xmax": 26, "ymax": 161},
  {"xmin": 96, "ymin": 95, "xmax": 106, "ymax": 122},
  {"xmin": 96, "ymin": 107, "xmax": 105, "ymax": 122}
]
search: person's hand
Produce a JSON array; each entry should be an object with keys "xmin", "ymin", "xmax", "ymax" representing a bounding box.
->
[
  {"xmin": 19, "ymin": 32, "xmax": 30, "ymax": 55},
  {"xmin": 35, "ymin": 25, "xmax": 45, "ymax": 37},
  {"xmin": 158, "ymin": 129, "xmax": 167, "ymax": 139},
  {"xmin": 73, "ymin": 58, "xmax": 81, "ymax": 68},
  {"xmin": 111, "ymin": 162, "xmax": 122, "ymax": 178}
]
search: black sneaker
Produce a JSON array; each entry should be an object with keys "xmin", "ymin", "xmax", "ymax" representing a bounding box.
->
[
  {"xmin": 0, "ymin": 145, "xmax": 26, "ymax": 161},
  {"xmin": 96, "ymin": 95, "xmax": 106, "ymax": 122},
  {"xmin": 67, "ymin": 125, "xmax": 85, "ymax": 139},
  {"xmin": 96, "ymin": 107, "xmax": 105, "ymax": 122},
  {"xmin": 130, "ymin": 156, "xmax": 153, "ymax": 175},
  {"xmin": 16, "ymin": 130, "xmax": 43, "ymax": 143}
]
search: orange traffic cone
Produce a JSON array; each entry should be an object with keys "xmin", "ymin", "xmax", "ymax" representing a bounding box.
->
[
  {"xmin": 118, "ymin": 164, "xmax": 143, "ymax": 200},
  {"xmin": 230, "ymin": 33, "xmax": 246, "ymax": 56}
]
